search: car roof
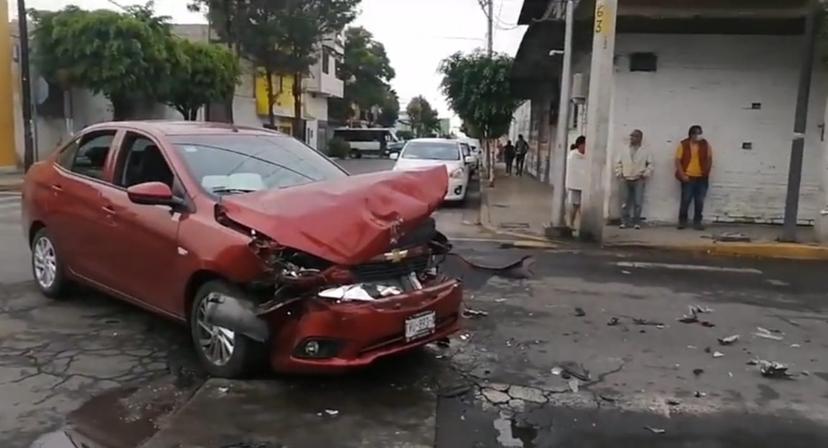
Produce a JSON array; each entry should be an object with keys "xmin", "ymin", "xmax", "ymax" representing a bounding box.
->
[
  {"xmin": 406, "ymin": 138, "xmax": 459, "ymax": 144},
  {"xmin": 84, "ymin": 120, "xmax": 281, "ymax": 137}
]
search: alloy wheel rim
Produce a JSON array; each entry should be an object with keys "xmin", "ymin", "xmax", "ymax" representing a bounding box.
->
[
  {"xmin": 33, "ymin": 237, "xmax": 57, "ymax": 289},
  {"xmin": 196, "ymin": 297, "xmax": 236, "ymax": 366}
]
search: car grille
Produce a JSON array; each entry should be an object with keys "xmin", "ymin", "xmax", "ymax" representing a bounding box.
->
[{"xmin": 352, "ymin": 255, "xmax": 429, "ymax": 282}]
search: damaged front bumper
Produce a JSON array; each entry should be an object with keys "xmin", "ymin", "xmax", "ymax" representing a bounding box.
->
[{"xmin": 204, "ymin": 278, "xmax": 462, "ymax": 374}]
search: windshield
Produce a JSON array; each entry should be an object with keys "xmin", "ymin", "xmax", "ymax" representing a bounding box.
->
[
  {"xmin": 401, "ymin": 141, "xmax": 460, "ymax": 161},
  {"xmin": 171, "ymin": 134, "xmax": 347, "ymax": 195}
]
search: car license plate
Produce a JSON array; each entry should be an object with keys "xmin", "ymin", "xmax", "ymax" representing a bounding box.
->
[{"xmin": 405, "ymin": 311, "xmax": 436, "ymax": 342}]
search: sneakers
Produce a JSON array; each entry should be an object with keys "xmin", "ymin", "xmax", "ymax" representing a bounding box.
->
[
  {"xmin": 619, "ymin": 223, "xmax": 627, "ymax": 229},
  {"xmin": 634, "ymin": 224, "xmax": 641, "ymax": 230}
]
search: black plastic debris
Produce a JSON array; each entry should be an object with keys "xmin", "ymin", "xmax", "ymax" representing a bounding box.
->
[
  {"xmin": 693, "ymin": 368, "xmax": 704, "ymax": 376},
  {"xmin": 607, "ymin": 317, "xmax": 620, "ymax": 326},
  {"xmin": 701, "ymin": 321, "xmax": 716, "ymax": 328},
  {"xmin": 718, "ymin": 335, "xmax": 740, "ymax": 346},
  {"xmin": 694, "ymin": 391, "xmax": 707, "ymax": 398},
  {"xmin": 644, "ymin": 426, "xmax": 666, "ymax": 435},
  {"xmin": 574, "ymin": 307, "xmax": 586, "ymax": 317},
  {"xmin": 758, "ymin": 360, "xmax": 791, "ymax": 379},
  {"xmin": 633, "ymin": 318, "xmax": 664, "ymax": 326},
  {"xmin": 666, "ymin": 399, "xmax": 681, "ymax": 406},
  {"xmin": 599, "ymin": 394, "xmax": 617, "ymax": 403}
]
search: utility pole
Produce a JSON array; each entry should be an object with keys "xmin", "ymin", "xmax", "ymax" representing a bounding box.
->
[
  {"xmin": 579, "ymin": 0, "xmax": 617, "ymax": 242},
  {"xmin": 549, "ymin": 0, "xmax": 575, "ymax": 233},
  {"xmin": 781, "ymin": 0, "xmax": 820, "ymax": 242},
  {"xmin": 0, "ymin": 0, "xmax": 17, "ymax": 169},
  {"xmin": 17, "ymin": 0, "xmax": 34, "ymax": 171},
  {"xmin": 487, "ymin": 0, "xmax": 493, "ymax": 57}
]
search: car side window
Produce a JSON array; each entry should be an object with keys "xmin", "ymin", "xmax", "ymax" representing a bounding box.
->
[
  {"xmin": 460, "ymin": 143, "xmax": 470, "ymax": 156},
  {"xmin": 115, "ymin": 132, "xmax": 175, "ymax": 188},
  {"xmin": 69, "ymin": 132, "xmax": 116, "ymax": 180},
  {"xmin": 56, "ymin": 139, "xmax": 80, "ymax": 169}
]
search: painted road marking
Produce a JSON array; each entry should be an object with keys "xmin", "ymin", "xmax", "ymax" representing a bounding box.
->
[{"xmin": 616, "ymin": 261, "xmax": 762, "ymax": 275}]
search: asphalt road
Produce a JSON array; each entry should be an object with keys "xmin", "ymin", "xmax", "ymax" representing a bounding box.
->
[{"xmin": 3, "ymin": 161, "xmax": 828, "ymax": 447}]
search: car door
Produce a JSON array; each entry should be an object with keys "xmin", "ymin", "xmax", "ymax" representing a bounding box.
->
[
  {"xmin": 48, "ymin": 130, "xmax": 118, "ymax": 282},
  {"xmin": 99, "ymin": 131, "xmax": 185, "ymax": 315}
]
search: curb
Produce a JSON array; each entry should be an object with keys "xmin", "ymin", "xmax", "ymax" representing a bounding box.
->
[{"xmin": 605, "ymin": 241, "xmax": 828, "ymax": 261}]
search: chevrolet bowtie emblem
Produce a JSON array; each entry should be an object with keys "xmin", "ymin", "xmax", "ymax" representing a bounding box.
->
[{"xmin": 385, "ymin": 249, "xmax": 408, "ymax": 263}]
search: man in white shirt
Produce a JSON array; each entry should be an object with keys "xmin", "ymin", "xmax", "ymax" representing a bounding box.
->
[
  {"xmin": 565, "ymin": 136, "xmax": 587, "ymax": 229},
  {"xmin": 614, "ymin": 129, "xmax": 653, "ymax": 229}
]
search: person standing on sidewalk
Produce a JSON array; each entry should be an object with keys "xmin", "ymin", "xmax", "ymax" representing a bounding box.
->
[
  {"xmin": 614, "ymin": 129, "xmax": 653, "ymax": 229},
  {"xmin": 566, "ymin": 136, "xmax": 587, "ymax": 229},
  {"xmin": 675, "ymin": 125, "xmax": 713, "ymax": 230},
  {"xmin": 515, "ymin": 135, "xmax": 529, "ymax": 176},
  {"xmin": 503, "ymin": 140, "xmax": 516, "ymax": 175}
]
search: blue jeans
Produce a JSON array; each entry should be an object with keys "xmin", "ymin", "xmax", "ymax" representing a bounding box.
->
[
  {"xmin": 679, "ymin": 177, "xmax": 709, "ymax": 225},
  {"xmin": 622, "ymin": 178, "xmax": 645, "ymax": 225}
]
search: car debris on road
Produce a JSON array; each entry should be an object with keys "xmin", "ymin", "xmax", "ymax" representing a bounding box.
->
[
  {"xmin": 718, "ymin": 335, "xmax": 740, "ymax": 346},
  {"xmin": 644, "ymin": 426, "xmax": 666, "ymax": 435},
  {"xmin": 754, "ymin": 327, "xmax": 784, "ymax": 341},
  {"xmin": 757, "ymin": 360, "xmax": 791, "ymax": 379}
]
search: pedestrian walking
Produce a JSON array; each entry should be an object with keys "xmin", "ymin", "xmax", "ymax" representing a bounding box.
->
[
  {"xmin": 675, "ymin": 125, "xmax": 713, "ymax": 230},
  {"xmin": 614, "ymin": 129, "xmax": 653, "ymax": 229},
  {"xmin": 503, "ymin": 140, "xmax": 516, "ymax": 175},
  {"xmin": 515, "ymin": 135, "xmax": 529, "ymax": 176},
  {"xmin": 565, "ymin": 136, "xmax": 587, "ymax": 229}
]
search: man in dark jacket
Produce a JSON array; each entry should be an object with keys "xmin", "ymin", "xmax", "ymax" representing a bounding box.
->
[
  {"xmin": 515, "ymin": 135, "xmax": 529, "ymax": 176},
  {"xmin": 503, "ymin": 140, "xmax": 516, "ymax": 175}
]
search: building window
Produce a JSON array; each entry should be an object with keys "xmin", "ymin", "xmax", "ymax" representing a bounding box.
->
[
  {"xmin": 629, "ymin": 52, "xmax": 657, "ymax": 72},
  {"xmin": 322, "ymin": 48, "xmax": 331, "ymax": 74}
]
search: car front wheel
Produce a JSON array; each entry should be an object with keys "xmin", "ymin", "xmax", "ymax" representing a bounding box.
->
[
  {"xmin": 31, "ymin": 228, "xmax": 68, "ymax": 298},
  {"xmin": 190, "ymin": 280, "xmax": 263, "ymax": 378}
]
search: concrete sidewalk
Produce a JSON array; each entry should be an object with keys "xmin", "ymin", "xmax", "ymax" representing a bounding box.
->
[
  {"xmin": 479, "ymin": 164, "xmax": 828, "ymax": 260},
  {"xmin": 0, "ymin": 171, "xmax": 23, "ymax": 192},
  {"xmin": 479, "ymin": 163, "xmax": 554, "ymax": 240}
]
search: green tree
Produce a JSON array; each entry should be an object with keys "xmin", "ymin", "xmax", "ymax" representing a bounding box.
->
[
  {"xmin": 406, "ymin": 96, "xmax": 440, "ymax": 137},
  {"xmin": 165, "ymin": 39, "xmax": 240, "ymax": 120},
  {"xmin": 31, "ymin": 4, "xmax": 174, "ymax": 120},
  {"xmin": 203, "ymin": 0, "xmax": 359, "ymax": 138},
  {"xmin": 439, "ymin": 51, "xmax": 520, "ymax": 181},
  {"xmin": 336, "ymin": 26, "xmax": 396, "ymax": 125},
  {"xmin": 376, "ymin": 89, "xmax": 400, "ymax": 127}
]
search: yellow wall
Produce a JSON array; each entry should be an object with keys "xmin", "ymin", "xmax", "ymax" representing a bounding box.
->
[
  {"xmin": 255, "ymin": 70, "xmax": 295, "ymax": 117},
  {"xmin": 0, "ymin": 0, "xmax": 19, "ymax": 168}
]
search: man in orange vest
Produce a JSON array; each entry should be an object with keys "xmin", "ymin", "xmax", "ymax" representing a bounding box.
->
[{"xmin": 675, "ymin": 125, "xmax": 713, "ymax": 230}]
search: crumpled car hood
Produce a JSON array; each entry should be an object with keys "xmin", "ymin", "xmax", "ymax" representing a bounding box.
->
[{"xmin": 219, "ymin": 166, "xmax": 448, "ymax": 266}]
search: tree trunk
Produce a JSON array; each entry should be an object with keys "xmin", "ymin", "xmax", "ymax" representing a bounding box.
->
[
  {"xmin": 293, "ymin": 72, "xmax": 305, "ymax": 142},
  {"xmin": 265, "ymin": 69, "xmax": 276, "ymax": 128},
  {"xmin": 189, "ymin": 107, "xmax": 199, "ymax": 121},
  {"xmin": 110, "ymin": 95, "xmax": 135, "ymax": 121}
]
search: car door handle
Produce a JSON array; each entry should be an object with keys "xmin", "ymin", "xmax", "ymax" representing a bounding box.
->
[
  {"xmin": 50, "ymin": 184, "xmax": 63, "ymax": 192},
  {"xmin": 102, "ymin": 205, "xmax": 116, "ymax": 215}
]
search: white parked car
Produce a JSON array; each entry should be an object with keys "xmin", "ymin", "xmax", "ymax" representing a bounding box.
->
[{"xmin": 391, "ymin": 138, "xmax": 472, "ymax": 202}]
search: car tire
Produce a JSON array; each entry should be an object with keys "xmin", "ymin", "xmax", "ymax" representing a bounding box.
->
[
  {"xmin": 31, "ymin": 228, "xmax": 69, "ymax": 299},
  {"xmin": 190, "ymin": 280, "xmax": 263, "ymax": 378}
]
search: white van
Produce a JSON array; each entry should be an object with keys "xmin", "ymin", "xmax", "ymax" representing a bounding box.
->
[{"xmin": 332, "ymin": 128, "xmax": 402, "ymax": 158}]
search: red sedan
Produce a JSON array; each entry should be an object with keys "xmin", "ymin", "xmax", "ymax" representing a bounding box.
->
[{"xmin": 22, "ymin": 121, "xmax": 462, "ymax": 377}]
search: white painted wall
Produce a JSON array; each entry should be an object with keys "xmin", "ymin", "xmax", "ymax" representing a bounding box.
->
[{"xmin": 609, "ymin": 33, "xmax": 827, "ymax": 224}]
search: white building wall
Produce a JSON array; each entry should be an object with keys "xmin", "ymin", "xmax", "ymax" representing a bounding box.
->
[{"xmin": 610, "ymin": 33, "xmax": 827, "ymax": 224}]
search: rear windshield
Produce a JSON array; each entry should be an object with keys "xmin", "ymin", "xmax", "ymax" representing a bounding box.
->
[
  {"xmin": 170, "ymin": 134, "xmax": 346, "ymax": 195},
  {"xmin": 402, "ymin": 141, "xmax": 460, "ymax": 161}
]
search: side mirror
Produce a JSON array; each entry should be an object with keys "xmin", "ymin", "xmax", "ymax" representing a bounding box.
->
[
  {"xmin": 127, "ymin": 182, "xmax": 182, "ymax": 207},
  {"xmin": 389, "ymin": 152, "xmax": 399, "ymax": 160},
  {"xmin": 464, "ymin": 155, "xmax": 474, "ymax": 164}
]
